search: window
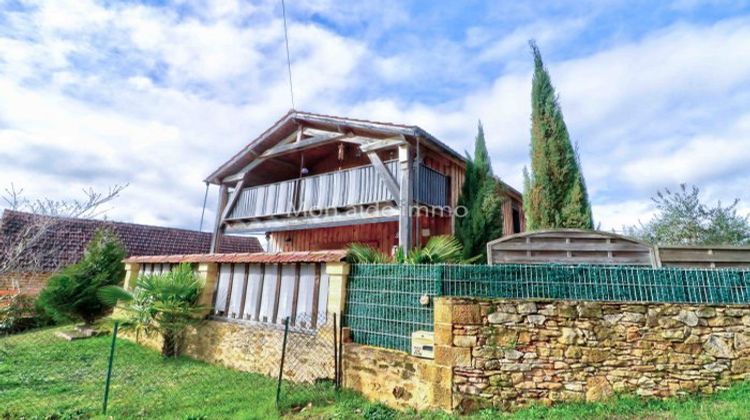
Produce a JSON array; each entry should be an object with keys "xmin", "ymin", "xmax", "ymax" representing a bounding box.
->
[{"xmin": 512, "ymin": 206, "xmax": 522, "ymax": 234}]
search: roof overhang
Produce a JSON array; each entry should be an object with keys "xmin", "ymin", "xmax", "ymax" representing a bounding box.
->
[{"xmin": 204, "ymin": 110, "xmax": 467, "ymax": 185}]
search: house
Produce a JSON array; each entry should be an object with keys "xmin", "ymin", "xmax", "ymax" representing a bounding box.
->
[
  {"xmin": 0, "ymin": 210, "xmax": 263, "ymax": 293},
  {"xmin": 206, "ymin": 110, "xmax": 524, "ymax": 254}
]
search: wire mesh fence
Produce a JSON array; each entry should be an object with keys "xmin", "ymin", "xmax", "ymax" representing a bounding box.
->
[
  {"xmin": 0, "ymin": 314, "xmax": 343, "ymax": 419},
  {"xmin": 275, "ymin": 313, "xmax": 341, "ymax": 413},
  {"xmin": 345, "ymin": 263, "xmax": 750, "ymax": 352}
]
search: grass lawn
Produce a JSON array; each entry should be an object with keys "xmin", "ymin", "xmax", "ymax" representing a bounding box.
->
[{"xmin": 2, "ymin": 327, "xmax": 750, "ymax": 419}]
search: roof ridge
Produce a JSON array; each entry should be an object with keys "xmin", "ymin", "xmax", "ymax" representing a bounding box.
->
[{"xmin": 1, "ymin": 209, "xmax": 211, "ymax": 235}]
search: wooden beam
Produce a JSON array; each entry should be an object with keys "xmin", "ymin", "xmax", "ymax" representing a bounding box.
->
[
  {"xmin": 262, "ymin": 132, "xmax": 345, "ymax": 159},
  {"xmin": 398, "ymin": 142, "xmax": 413, "ymax": 252},
  {"xmin": 366, "ymin": 151, "xmax": 400, "ymax": 200},
  {"xmin": 359, "ymin": 137, "xmax": 405, "ymax": 153},
  {"xmin": 220, "ymin": 179, "xmax": 245, "ymax": 222},
  {"xmin": 210, "ymin": 184, "xmax": 229, "ymax": 253},
  {"xmin": 224, "ymin": 133, "xmax": 346, "ymax": 183}
]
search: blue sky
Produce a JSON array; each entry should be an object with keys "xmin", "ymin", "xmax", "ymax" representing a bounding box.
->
[{"xmin": 1, "ymin": 0, "xmax": 749, "ymax": 232}]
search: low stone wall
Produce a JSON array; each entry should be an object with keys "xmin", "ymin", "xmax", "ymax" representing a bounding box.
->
[
  {"xmin": 438, "ymin": 298, "xmax": 750, "ymax": 412},
  {"xmin": 121, "ymin": 319, "xmax": 335, "ymax": 382},
  {"xmin": 343, "ymin": 343, "xmax": 452, "ymax": 411}
]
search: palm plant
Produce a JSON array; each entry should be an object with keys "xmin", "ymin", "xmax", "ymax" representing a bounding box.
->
[
  {"xmin": 347, "ymin": 236, "xmax": 476, "ymax": 264},
  {"xmin": 99, "ymin": 263, "xmax": 205, "ymax": 357}
]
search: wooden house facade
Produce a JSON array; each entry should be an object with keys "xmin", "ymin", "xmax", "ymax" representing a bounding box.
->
[{"xmin": 206, "ymin": 111, "xmax": 524, "ymax": 254}]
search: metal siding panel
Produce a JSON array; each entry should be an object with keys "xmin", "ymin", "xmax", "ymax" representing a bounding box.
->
[
  {"xmin": 317, "ymin": 269, "xmax": 330, "ymax": 323},
  {"xmin": 276, "ymin": 264, "xmax": 297, "ymax": 324},
  {"xmin": 214, "ymin": 264, "xmax": 232, "ymax": 314},
  {"xmin": 258, "ymin": 264, "xmax": 278, "ymax": 322},
  {"xmin": 243, "ymin": 264, "xmax": 263, "ymax": 319},
  {"xmin": 296, "ymin": 264, "xmax": 316, "ymax": 320},
  {"xmin": 228, "ymin": 264, "xmax": 247, "ymax": 317}
]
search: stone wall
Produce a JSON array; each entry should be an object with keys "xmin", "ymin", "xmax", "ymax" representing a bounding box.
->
[
  {"xmin": 121, "ymin": 319, "xmax": 335, "ymax": 382},
  {"xmin": 438, "ymin": 298, "xmax": 750, "ymax": 412},
  {"xmin": 342, "ymin": 343, "xmax": 452, "ymax": 411},
  {"xmin": 116, "ymin": 261, "xmax": 349, "ymax": 384}
]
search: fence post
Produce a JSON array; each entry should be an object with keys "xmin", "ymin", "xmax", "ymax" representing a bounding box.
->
[
  {"xmin": 337, "ymin": 312, "xmax": 344, "ymax": 390},
  {"xmin": 102, "ymin": 320, "xmax": 119, "ymax": 415},
  {"xmin": 275, "ymin": 317, "xmax": 290, "ymax": 408},
  {"xmin": 333, "ymin": 313, "xmax": 338, "ymax": 390}
]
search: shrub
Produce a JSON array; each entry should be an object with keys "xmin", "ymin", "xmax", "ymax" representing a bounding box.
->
[
  {"xmin": 99, "ymin": 263, "xmax": 205, "ymax": 357},
  {"xmin": 37, "ymin": 229, "xmax": 126, "ymax": 325},
  {"xmin": 347, "ymin": 236, "xmax": 478, "ymax": 264}
]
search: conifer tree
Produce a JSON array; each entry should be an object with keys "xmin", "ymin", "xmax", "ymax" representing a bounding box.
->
[
  {"xmin": 524, "ymin": 41, "xmax": 593, "ymax": 230},
  {"xmin": 455, "ymin": 122, "xmax": 504, "ymax": 261}
]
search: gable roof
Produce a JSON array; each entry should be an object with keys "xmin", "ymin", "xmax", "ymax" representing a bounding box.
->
[
  {"xmin": 205, "ymin": 110, "xmax": 467, "ymax": 184},
  {"xmin": 0, "ymin": 210, "xmax": 263, "ymax": 272}
]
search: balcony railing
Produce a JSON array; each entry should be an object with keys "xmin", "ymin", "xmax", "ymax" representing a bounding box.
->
[{"xmin": 226, "ymin": 160, "xmax": 449, "ymax": 220}]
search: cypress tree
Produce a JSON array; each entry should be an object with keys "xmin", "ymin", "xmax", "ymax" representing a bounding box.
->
[
  {"xmin": 455, "ymin": 122, "xmax": 504, "ymax": 261},
  {"xmin": 524, "ymin": 41, "xmax": 593, "ymax": 230}
]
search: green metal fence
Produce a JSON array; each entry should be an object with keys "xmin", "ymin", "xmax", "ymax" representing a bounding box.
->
[
  {"xmin": 344, "ymin": 263, "xmax": 750, "ymax": 352},
  {"xmin": 345, "ymin": 264, "xmax": 443, "ymax": 352}
]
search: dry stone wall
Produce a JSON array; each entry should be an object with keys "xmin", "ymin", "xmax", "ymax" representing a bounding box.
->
[
  {"xmin": 440, "ymin": 298, "xmax": 750, "ymax": 412},
  {"xmin": 120, "ymin": 319, "xmax": 335, "ymax": 383}
]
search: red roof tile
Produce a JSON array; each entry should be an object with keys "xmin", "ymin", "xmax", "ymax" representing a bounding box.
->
[
  {"xmin": 124, "ymin": 250, "xmax": 348, "ymax": 264},
  {"xmin": 0, "ymin": 210, "xmax": 264, "ymax": 271}
]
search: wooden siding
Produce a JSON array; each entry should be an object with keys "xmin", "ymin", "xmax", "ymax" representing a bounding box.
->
[
  {"xmin": 269, "ymin": 222, "xmax": 399, "ymax": 254},
  {"xmin": 487, "ymin": 230, "xmax": 655, "ymax": 266},
  {"xmin": 657, "ymin": 246, "xmax": 750, "ymax": 268}
]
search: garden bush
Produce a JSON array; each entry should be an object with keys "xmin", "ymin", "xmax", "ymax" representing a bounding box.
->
[{"xmin": 37, "ymin": 228, "xmax": 126, "ymax": 325}]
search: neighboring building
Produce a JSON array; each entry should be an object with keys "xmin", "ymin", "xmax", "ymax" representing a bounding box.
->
[
  {"xmin": 0, "ymin": 210, "xmax": 263, "ymax": 292},
  {"xmin": 206, "ymin": 110, "xmax": 524, "ymax": 254}
]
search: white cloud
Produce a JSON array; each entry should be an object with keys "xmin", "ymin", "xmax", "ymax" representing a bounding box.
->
[{"xmin": 0, "ymin": 0, "xmax": 749, "ymax": 234}]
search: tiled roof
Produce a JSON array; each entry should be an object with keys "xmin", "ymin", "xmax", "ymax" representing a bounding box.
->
[
  {"xmin": 124, "ymin": 250, "xmax": 348, "ymax": 264},
  {"xmin": 0, "ymin": 210, "xmax": 263, "ymax": 272}
]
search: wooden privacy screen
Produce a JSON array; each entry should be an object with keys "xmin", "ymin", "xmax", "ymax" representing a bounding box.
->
[
  {"xmin": 211, "ymin": 262, "xmax": 330, "ymax": 329},
  {"xmin": 486, "ymin": 230, "xmax": 656, "ymax": 266},
  {"xmin": 658, "ymin": 246, "xmax": 750, "ymax": 268}
]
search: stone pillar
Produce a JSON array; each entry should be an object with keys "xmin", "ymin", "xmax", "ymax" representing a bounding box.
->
[
  {"xmin": 123, "ymin": 262, "xmax": 141, "ymax": 291},
  {"xmin": 196, "ymin": 262, "xmax": 219, "ymax": 316},
  {"xmin": 326, "ymin": 262, "xmax": 350, "ymax": 316},
  {"xmin": 433, "ymin": 297, "xmax": 462, "ymax": 412}
]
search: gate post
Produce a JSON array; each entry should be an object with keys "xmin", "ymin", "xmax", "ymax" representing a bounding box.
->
[{"xmin": 325, "ymin": 262, "xmax": 350, "ymax": 315}]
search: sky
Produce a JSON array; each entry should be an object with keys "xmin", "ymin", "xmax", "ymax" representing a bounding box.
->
[{"xmin": 1, "ymin": 0, "xmax": 749, "ymax": 233}]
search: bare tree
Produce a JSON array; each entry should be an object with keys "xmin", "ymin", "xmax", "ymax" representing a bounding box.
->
[{"xmin": 0, "ymin": 184, "xmax": 127, "ymax": 291}]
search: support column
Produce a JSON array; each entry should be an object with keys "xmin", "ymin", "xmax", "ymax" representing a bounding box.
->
[
  {"xmin": 123, "ymin": 262, "xmax": 141, "ymax": 291},
  {"xmin": 210, "ymin": 185, "xmax": 229, "ymax": 253},
  {"xmin": 398, "ymin": 143, "xmax": 413, "ymax": 253},
  {"xmin": 325, "ymin": 262, "xmax": 350, "ymax": 316},
  {"xmin": 196, "ymin": 262, "xmax": 219, "ymax": 317}
]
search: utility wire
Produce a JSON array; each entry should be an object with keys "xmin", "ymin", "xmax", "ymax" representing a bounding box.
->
[{"xmin": 281, "ymin": 0, "xmax": 295, "ymax": 110}]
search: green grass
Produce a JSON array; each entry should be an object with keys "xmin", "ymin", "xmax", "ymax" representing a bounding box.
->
[
  {"xmin": 2, "ymin": 327, "xmax": 750, "ymax": 419},
  {"xmin": 0, "ymin": 326, "xmax": 325, "ymax": 419}
]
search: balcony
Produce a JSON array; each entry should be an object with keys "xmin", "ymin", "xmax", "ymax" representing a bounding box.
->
[{"xmin": 224, "ymin": 160, "xmax": 449, "ymax": 229}]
